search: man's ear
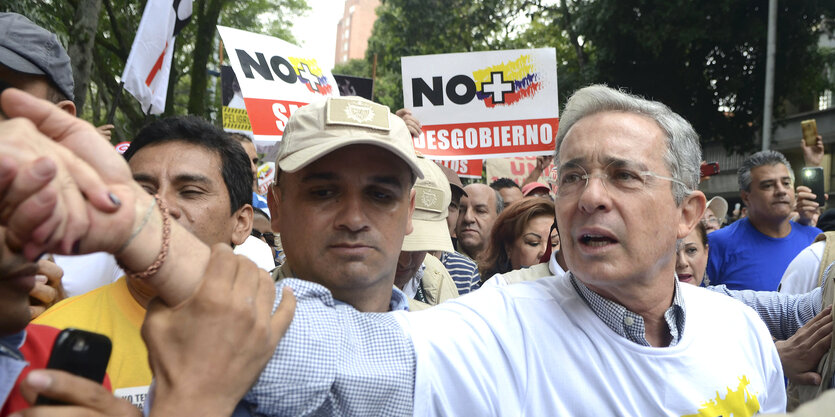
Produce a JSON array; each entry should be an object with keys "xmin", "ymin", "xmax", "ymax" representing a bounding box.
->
[
  {"xmin": 740, "ymin": 190, "xmax": 750, "ymax": 208},
  {"xmin": 677, "ymin": 191, "xmax": 706, "ymax": 239},
  {"xmin": 405, "ymin": 188, "xmax": 416, "ymax": 236},
  {"xmin": 56, "ymin": 99, "xmax": 76, "ymax": 117},
  {"xmin": 267, "ymin": 184, "xmax": 281, "ymax": 233},
  {"xmin": 231, "ymin": 204, "xmax": 254, "ymax": 246}
]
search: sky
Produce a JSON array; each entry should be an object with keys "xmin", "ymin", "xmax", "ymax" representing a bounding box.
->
[{"xmin": 290, "ymin": 0, "xmax": 345, "ymax": 72}]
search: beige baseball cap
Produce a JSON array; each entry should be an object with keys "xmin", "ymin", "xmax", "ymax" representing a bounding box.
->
[
  {"xmin": 402, "ymin": 156, "xmax": 454, "ymax": 253},
  {"xmin": 275, "ymin": 96, "xmax": 423, "ymax": 179},
  {"xmin": 435, "ymin": 162, "xmax": 467, "ymax": 197},
  {"xmin": 707, "ymin": 196, "xmax": 728, "ymax": 223}
]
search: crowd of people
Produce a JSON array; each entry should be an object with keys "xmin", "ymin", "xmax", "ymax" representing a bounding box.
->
[{"xmin": 1, "ymin": 11, "xmax": 835, "ymax": 416}]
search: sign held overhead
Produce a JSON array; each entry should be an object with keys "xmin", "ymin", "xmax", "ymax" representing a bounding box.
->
[{"xmin": 402, "ymin": 49, "xmax": 559, "ymax": 160}]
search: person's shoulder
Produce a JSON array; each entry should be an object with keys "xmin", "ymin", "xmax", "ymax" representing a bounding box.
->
[
  {"xmin": 683, "ymin": 284, "xmax": 764, "ymax": 325},
  {"xmin": 707, "ymin": 222, "xmax": 735, "ymax": 248},
  {"xmin": 19, "ymin": 324, "xmax": 61, "ymax": 366},
  {"xmin": 497, "ymin": 273, "xmax": 574, "ymax": 303},
  {"xmin": 709, "ymin": 218, "xmax": 746, "ymax": 241},
  {"xmin": 22, "ymin": 323, "xmax": 61, "ymax": 350},
  {"xmin": 442, "ymin": 251, "xmax": 477, "ymax": 267},
  {"xmin": 423, "ymin": 253, "xmax": 445, "ymax": 270},
  {"xmin": 274, "ymin": 277, "xmax": 339, "ymax": 306},
  {"xmin": 500, "ymin": 262, "xmax": 552, "ymax": 285},
  {"xmin": 790, "ymin": 221, "xmax": 822, "ymax": 239},
  {"xmin": 32, "ymin": 278, "xmax": 124, "ymax": 325}
]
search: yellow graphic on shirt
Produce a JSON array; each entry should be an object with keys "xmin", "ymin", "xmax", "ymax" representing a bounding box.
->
[{"xmin": 681, "ymin": 376, "xmax": 761, "ymax": 417}]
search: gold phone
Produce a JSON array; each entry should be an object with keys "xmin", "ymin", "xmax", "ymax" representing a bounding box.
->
[{"xmin": 801, "ymin": 119, "xmax": 818, "ymax": 146}]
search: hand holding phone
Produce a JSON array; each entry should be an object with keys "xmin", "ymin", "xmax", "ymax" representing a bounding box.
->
[
  {"xmin": 800, "ymin": 167, "xmax": 826, "ymax": 206},
  {"xmin": 700, "ymin": 162, "xmax": 720, "ymax": 178},
  {"xmin": 801, "ymin": 120, "xmax": 818, "ymax": 147},
  {"xmin": 35, "ymin": 328, "xmax": 111, "ymax": 406},
  {"xmin": 21, "ymin": 369, "xmax": 140, "ymax": 416}
]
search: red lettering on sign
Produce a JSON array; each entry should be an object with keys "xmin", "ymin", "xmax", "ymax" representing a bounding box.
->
[
  {"xmin": 242, "ymin": 97, "xmax": 310, "ymax": 136},
  {"xmin": 510, "ymin": 161, "xmax": 526, "ymax": 175},
  {"xmin": 414, "ymin": 118, "xmax": 559, "ymax": 159}
]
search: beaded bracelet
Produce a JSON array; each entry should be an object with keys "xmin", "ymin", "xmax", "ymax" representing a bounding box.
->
[{"xmin": 117, "ymin": 195, "xmax": 171, "ymax": 280}]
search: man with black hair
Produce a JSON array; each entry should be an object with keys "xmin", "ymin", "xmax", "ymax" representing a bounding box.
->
[
  {"xmin": 489, "ymin": 177, "xmax": 522, "ymax": 209},
  {"xmin": 229, "ymin": 132, "xmax": 271, "ymax": 212},
  {"xmin": 226, "ymin": 133, "xmax": 275, "ymax": 270},
  {"xmin": 34, "ymin": 115, "xmax": 255, "ymax": 409}
]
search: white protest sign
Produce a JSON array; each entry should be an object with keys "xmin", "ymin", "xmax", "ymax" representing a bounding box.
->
[
  {"xmin": 217, "ymin": 26, "xmax": 338, "ymax": 149},
  {"xmin": 402, "ymin": 48, "xmax": 558, "ymax": 160},
  {"xmin": 485, "ymin": 156, "xmax": 554, "ymax": 186}
]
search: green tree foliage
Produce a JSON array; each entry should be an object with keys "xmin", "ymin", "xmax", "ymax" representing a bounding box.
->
[
  {"xmin": 362, "ymin": 0, "xmax": 834, "ymax": 152},
  {"xmin": 572, "ymin": 0, "xmax": 835, "ymax": 152},
  {"xmin": 3, "ymin": 0, "xmax": 308, "ymax": 142},
  {"xmin": 332, "ymin": 58, "xmax": 371, "ymax": 78},
  {"xmin": 502, "ymin": 2, "xmax": 595, "ymax": 108},
  {"xmin": 365, "ymin": 0, "xmax": 534, "ymax": 109}
]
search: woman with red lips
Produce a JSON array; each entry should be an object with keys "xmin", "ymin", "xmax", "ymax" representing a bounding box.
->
[{"xmin": 675, "ymin": 222, "xmax": 709, "ymax": 286}]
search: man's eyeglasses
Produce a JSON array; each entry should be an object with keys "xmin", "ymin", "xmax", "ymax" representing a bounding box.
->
[
  {"xmin": 251, "ymin": 229, "xmax": 278, "ymax": 248},
  {"xmin": 548, "ymin": 161, "xmax": 689, "ymax": 198}
]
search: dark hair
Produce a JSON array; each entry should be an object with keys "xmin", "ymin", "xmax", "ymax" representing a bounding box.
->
[
  {"xmin": 228, "ymin": 132, "xmax": 253, "ymax": 144},
  {"xmin": 478, "ymin": 197, "xmax": 555, "ymax": 281},
  {"xmin": 693, "ymin": 221, "xmax": 708, "ymax": 247},
  {"xmin": 490, "ymin": 177, "xmax": 520, "ymax": 191},
  {"xmin": 124, "ymin": 116, "xmax": 253, "ymax": 214},
  {"xmin": 738, "ymin": 150, "xmax": 792, "ymax": 192},
  {"xmin": 253, "ymin": 207, "xmax": 270, "ymax": 220},
  {"xmin": 46, "ymin": 83, "xmax": 68, "ymax": 105}
]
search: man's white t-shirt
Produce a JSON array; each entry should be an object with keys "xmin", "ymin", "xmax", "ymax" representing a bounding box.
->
[
  {"xmin": 53, "ymin": 252, "xmax": 123, "ymax": 297},
  {"xmin": 481, "ymin": 250, "xmax": 566, "ymax": 287},
  {"xmin": 395, "ymin": 275, "xmax": 785, "ymax": 416},
  {"xmin": 779, "ymin": 241, "xmax": 824, "ymax": 294},
  {"xmin": 233, "ymin": 235, "xmax": 276, "ymax": 271}
]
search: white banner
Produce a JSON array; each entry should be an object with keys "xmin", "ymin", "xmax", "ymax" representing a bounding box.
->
[
  {"xmin": 121, "ymin": 0, "xmax": 192, "ymax": 115},
  {"xmin": 402, "ymin": 48, "xmax": 559, "ymax": 160},
  {"xmin": 485, "ymin": 156, "xmax": 554, "ymax": 186},
  {"xmin": 217, "ymin": 26, "xmax": 338, "ymax": 147}
]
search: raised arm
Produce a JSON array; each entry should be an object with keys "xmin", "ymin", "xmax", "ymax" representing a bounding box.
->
[
  {"xmin": 706, "ymin": 284, "xmax": 821, "ymax": 340},
  {"xmin": 0, "ymin": 88, "xmax": 210, "ymax": 306}
]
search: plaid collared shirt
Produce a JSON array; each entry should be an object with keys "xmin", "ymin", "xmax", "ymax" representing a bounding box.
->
[{"xmin": 569, "ymin": 273, "xmax": 687, "ymax": 347}]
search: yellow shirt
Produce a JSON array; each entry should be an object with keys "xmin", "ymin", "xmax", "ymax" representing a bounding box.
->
[{"xmin": 33, "ymin": 277, "xmax": 150, "ymax": 408}]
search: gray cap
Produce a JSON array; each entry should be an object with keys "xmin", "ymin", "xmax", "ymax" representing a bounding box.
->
[{"xmin": 0, "ymin": 13, "xmax": 74, "ymax": 101}]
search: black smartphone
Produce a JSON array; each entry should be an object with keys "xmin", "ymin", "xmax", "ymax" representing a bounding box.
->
[
  {"xmin": 35, "ymin": 328, "xmax": 112, "ymax": 406},
  {"xmin": 800, "ymin": 167, "xmax": 826, "ymax": 206}
]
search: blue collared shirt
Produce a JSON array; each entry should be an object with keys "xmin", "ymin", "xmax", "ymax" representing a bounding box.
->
[{"xmin": 0, "ymin": 331, "xmax": 27, "ymax": 408}]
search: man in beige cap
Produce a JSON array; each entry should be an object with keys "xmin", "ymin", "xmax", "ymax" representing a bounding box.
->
[
  {"xmin": 394, "ymin": 156, "xmax": 459, "ymax": 310},
  {"xmin": 267, "ymin": 96, "xmax": 423, "ymax": 312}
]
